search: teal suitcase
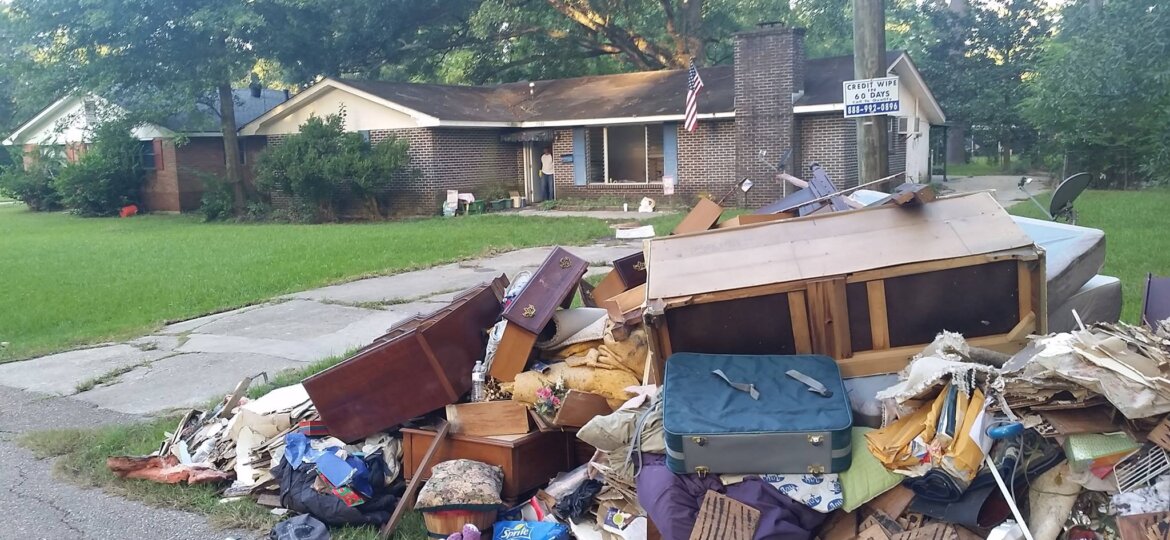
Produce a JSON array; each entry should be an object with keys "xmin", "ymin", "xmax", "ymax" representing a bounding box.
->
[{"xmin": 663, "ymin": 353, "xmax": 853, "ymax": 475}]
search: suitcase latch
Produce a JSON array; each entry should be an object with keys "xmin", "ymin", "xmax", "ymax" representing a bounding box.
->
[
  {"xmin": 808, "ymin": 464, "xmax": 826, "ymax": 474},
  {"xmin": 807, "ymin": 434, "xmax": 825, "ymax": 446},
  {"xmin": 695, "ymin": 466, "xmax": 710, "ymax": 478},
  {"xmin": 691, "ymin": 436, "xmax": 708, "ymax": 447}
]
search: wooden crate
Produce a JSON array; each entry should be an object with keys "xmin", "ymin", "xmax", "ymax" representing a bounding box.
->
[
  {"xmin": 402, "ymin": 427, "xmax": 573, "ymax": 502},
  {"xmin": 645, "ymin": 192, "xmax": 1046, "ymax": 378}
]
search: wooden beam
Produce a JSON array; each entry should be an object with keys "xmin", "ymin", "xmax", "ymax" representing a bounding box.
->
[
  {"xmin": 380, "ymin": 421, "xmax": 450, "ymax": 539},
  {"xmin": 1017, "ymin": 260, "xmax": 1032, "ymax": 324},
  {"xmin": 845, "ymin": 249, "xmax": 1039, "ymax": 284},
  {"xmin": 866, "ymin": 281, "xmax": 890, "ymax": 350},
  {"xmin": 788, "ymin": 290, "xmax": 813, "ymax": 354},
  {"xmin": 806, "ymin": 278, "xmax": 852, "ymax": 359}
]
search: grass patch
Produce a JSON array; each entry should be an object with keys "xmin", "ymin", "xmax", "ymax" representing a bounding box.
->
[
  {"xmin": 0, "ymin": 205, "xmax": 610, "ymax": 363},
  {"xmin": 1009, "ymin": 189, "xmax": 1170, "ymax": 323},
  {"xmin": 20, "ymin": 351, "xmax": 428, "ymax": 539}
]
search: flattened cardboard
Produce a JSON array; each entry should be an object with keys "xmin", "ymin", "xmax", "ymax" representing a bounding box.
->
[
  {"xmin": 717, "ymin": 213, "xmax": 793, "ymax": 228},
  {"xmin": 688, "ymin": 490, "xmax": 759, "ymax": 540},
  {"xmin": 672, "ymin": 198, "xmax": 723, "ymax": 236}
]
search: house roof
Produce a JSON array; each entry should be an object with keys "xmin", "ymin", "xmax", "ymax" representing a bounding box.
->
[
  {"xmin": 797, "ymin": 51, "xmax": 904, "ymax": 107},
  {"xmin": 242, "ymin": 50, "xmax": 942, "ymax": 134},
  {"xmin": 159, "ymin": 88, "xmax": 289, "ymax": 133},
  {"xmin": 3, "ymin": 87, "xmax": 288, "ymax": 145},
  {"xmin": 335, "ymin": 67, "xmax": 735, "ymax": 124}
]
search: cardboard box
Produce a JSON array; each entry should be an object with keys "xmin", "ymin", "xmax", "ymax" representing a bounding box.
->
[{"xmin": 672, "ymin": 198, "xmax": 723, "ymax": 235}]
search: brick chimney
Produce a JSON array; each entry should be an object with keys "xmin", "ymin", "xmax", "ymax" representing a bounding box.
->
[{"xmin": 734, "ymin": 24, "xmax": 806, "ymax": 207}]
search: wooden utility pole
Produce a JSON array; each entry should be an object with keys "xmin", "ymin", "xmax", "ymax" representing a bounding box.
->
[{"xmin": 853, "ymin": 0, "xmax": 889, "ymax": 183}]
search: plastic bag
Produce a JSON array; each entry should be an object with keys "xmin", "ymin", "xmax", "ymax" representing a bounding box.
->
[{"xmin": 492, "ymin": 521, "xmax": 569, "ymax": 540}]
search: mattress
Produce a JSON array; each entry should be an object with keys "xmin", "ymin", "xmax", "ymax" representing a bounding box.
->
[{"xmin": 1048, "ymin": 274, "xmax": 1123, "ymax": 333}]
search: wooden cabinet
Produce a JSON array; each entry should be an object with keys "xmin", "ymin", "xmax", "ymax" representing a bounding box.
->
[
  {"xmin": 645, "ymin": 192, "xmax": 1046, "ymax": 378},
  {"xmin": 401, "ymin": 427, "xmax": 575, "ymax": 502},
  {"xmin": 303, "ymin": 276, "xmax": 507, "ymax": 442}
]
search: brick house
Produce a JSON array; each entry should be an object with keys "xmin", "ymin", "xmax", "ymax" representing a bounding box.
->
[
  {"xmin": 3, "ymin": 87, "xmax": 288, "ymax": 212},
  {"xmin": 241, "ymin": 25, "xmax": 944, "ymax": 213}
]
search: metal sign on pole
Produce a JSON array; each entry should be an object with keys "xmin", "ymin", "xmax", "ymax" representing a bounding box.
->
[{"xmin": 843, "ymin": 76, "xmax": 900, "ymax": 118}]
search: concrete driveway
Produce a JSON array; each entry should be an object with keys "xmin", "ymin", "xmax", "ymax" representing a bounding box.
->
[{"xmin": 0, "ymin": 242, "xmax": 640, "ymax": 416}]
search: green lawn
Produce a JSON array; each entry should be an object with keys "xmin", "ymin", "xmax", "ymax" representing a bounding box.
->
[
  {"xmin": 1008, "ymin": 189, "xmax": 1170, "ymax": 323},
  {"xmin": 0, "ymin": 205, "xmax": 609, "ymax": 362}
]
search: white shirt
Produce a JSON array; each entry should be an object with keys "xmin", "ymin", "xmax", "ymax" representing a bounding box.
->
[{"xmin": 541, "ymin": 154, "xmax": 555, "ymax": 175}]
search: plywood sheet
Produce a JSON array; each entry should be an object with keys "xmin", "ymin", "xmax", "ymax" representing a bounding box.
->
[{"xmin": 646, "ymin": 192, "xmax": 1034, "ymax": 300}]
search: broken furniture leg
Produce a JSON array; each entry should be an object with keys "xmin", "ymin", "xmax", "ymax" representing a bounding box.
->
[{"xmin": 379, "ymin": 421, "xmax": 450, "ymax": 539}]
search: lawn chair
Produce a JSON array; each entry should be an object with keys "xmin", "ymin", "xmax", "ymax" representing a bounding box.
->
[
  {"xmin": 1143, "ymin": 273, "xmax": 1170, "ymax": 328},
  {"xmin": 1018, "ymin": 172, "xmax": 1092, "ymax": 224}
]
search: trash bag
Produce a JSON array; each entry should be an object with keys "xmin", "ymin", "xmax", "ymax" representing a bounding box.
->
[
  {"xmin": 270, "ymin": 514, "xmax": 330, "ymax": 540},
  {"xmin": 271, "ymin": 457, "xmax": 394, "ymax": 527}
]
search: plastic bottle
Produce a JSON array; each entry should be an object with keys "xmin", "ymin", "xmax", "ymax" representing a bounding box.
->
[{"xmin": 471, "ymin": 361, "xmax": 486, "ymax": 402}]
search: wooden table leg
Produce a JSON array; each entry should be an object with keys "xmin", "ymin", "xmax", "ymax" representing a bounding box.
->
[{"xmin": 379, "ymin": 421, "xmax": 450, "ymax": 539}]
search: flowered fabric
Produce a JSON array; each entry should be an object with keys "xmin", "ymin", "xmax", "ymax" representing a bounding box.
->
[
  {"xmin": 416, "ymin": 459, "xmax": 504, "ymax": 511},
  {"xmin": 757, "ymin": 473, "xmax": 844, "ymax": 513}
]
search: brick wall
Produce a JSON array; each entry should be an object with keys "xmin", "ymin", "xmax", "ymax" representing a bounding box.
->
[
  {"xmin": 142, "ymin": 138, "xmax": 181, "ymax": 212},
  {"xmin": 174, "ymin": 137, "xmax": 233, "ymax": 211},
  {"xmin": 798, "ymin": 114, "xmax": 858, "ymax": 189},
  {"xmin": 734, "ymin": 25, "xmax": 805, "ymax": 208}
]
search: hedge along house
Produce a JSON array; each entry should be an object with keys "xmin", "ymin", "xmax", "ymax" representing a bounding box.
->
[
  {"xmin": 240, "ymin": 25, "xmax": 944, "ymax": 213},
  {"xmin": 2, "ymin": 87, "xmax": 289, "ymax": 212}
]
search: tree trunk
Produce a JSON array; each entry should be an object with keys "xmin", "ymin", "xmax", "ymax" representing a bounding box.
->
[{"xmin": 217, "ymin": 82, "xmax": 245, "ymax": 214}]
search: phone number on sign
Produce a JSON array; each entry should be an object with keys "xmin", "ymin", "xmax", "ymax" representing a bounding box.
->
[{"xmin": 846, "ymin": 101, "xmax": 899, "ymax": 116}]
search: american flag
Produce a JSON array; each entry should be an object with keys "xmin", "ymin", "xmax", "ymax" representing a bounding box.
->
[{"xmin": 684, "ymin": 59, "xmax": 704, "ymax": 132}]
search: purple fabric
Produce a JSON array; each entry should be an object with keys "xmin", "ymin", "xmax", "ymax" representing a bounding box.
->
[{"xmin": 636, "ymin": 454, "xmax": 825, "ymax": 540}]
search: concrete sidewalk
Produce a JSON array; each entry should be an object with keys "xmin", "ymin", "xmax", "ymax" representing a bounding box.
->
[{"xmin": 0, "ymin": 242, "xmax": 640, "ymax": 416}]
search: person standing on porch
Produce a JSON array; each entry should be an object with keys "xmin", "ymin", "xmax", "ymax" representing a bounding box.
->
[{"xmin": 540, "ymin": 147, "xmax": 555, "ymax": 200}]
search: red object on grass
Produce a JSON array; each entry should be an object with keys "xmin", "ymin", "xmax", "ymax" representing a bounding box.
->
[{"xmin": 119, "ymin": 204, "xmax": 139, "ymax": 218}]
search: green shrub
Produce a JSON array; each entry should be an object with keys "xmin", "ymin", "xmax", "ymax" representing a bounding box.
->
[
  {"xmin": 53, "ymin": 120, "xmax": 144, "ymax": 217},
  {"xmin": 198, "ymin": 174, "xmax": 235, "ymax": 222},
  {"xmin": 255, "ymin": 112, "xmax": 411, "ymax": 222},
  {"xmin": 0, "ymin": 154, "xmax": 62, "ymax": 211}
]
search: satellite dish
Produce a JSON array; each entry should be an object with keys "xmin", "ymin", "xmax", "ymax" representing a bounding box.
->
[{"xmin": 1049, "ymin": 172, "xmax": 1092, "ymax": 223}]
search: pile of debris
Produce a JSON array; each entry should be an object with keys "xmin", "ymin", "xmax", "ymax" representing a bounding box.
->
[{"xmin": 107, "ymin": 174, "xmax": 1170, "ymax": 540}]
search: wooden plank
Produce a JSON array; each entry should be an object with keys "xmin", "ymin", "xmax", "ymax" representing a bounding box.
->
[
  {"xmin": 445, "ymin": 401, "xmax": 530, "ymax": 437},
  {"xmin": 846, "ymin": 249, "xmax": 1038, "ymax": 283},
  {"xmin": 380, "ymin": 422, "xmax": 449, "ymax": 540},
  {"xmin": 552, "ymin": 390, "xmax": 614, "ymax": 428},
  {"xmin": 417, "ymin": 333, "xmax": 459, "ymax": 402},
  {"xmin": 839, "ymin": 315, "xmax": 1037, "ymax": 377},
  {"xmin": 1017, "ymin": 260, "xmax": 1033, "ymax": 324},
  {"xmin": 488, "ymin": 324, "xmax": 538, "ymax": 382},
  {"xmin": 867, "ymin": 281, "xmax": 890, "ymax": 350},
  {"xmin": 807, "ymin": 278, "xmax": 851, "ymax": 359},
  {"xmin": 681, "ymin": 280, "xmax": 807, "ymax": 307},
  {"xmin": 1117, "ymin": 511, "xmax": 1170, "ymax": 540},
  {"xmin": 591, "ymin": 269, "xmax": 627, "ymax": 305},
  {"xmin": 603, "ymin": 284, "xmax": 646, "ymax": 323},
  {"xmin": 672, "ymin": 198, "xmax": 723, "ymax": 235},
  {"xmin": 716, "ymin": 213, "xmax": 793, "ymax": 229},
  {"xmin": 788, "ymin": 290, "xmax": 813, "ymax": 354}
]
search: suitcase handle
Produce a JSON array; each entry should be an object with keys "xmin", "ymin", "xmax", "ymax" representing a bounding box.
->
[{"xmin": 711, "ymin": 370, "xmax": 760, "ymax": 400}]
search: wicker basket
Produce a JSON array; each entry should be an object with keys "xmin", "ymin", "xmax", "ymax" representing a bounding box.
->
[{"xmin": 422, "ymin": 509, "xmax": 497, "ymax": 538}]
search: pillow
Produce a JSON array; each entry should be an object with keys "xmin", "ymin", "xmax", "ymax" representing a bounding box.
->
[
  {"xmin": 416, "ymin": 459, "xmax": 504, "ymax": 511},
  {"xmin": 838, "ymin": 427, "xmax": 905, "ymax": 512}
]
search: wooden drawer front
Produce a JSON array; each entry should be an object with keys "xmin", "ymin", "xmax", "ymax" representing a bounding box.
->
[
  {"xmin": 305, "ymin": 278, "xmax": 505, "ymax": 442},
  {"xmin": 613, "ymin": 252, "xmax": 647, "ymax": 289},
  {"xmin": 402, "ymin": 428, "xmax": 571, "ymax": 500},
  {"xmin": 503, "ymin": 247, "xmax": 587, "ymax": 335}
]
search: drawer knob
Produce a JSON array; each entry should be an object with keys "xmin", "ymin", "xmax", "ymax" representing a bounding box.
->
[
  {"xmin": 522, "ymin": 304, "xmax": 537, "ymax": 318},
  {"xmin": 633, "ymin": 261, "xmax": 646, "ymax": 271},
  {"xmin": 559, "ymin": 257, "xmax": 572, "ymax": 268},
  {"xmin": 807, "ymin": 434, "xmax": 824, "ymax": 446}
]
